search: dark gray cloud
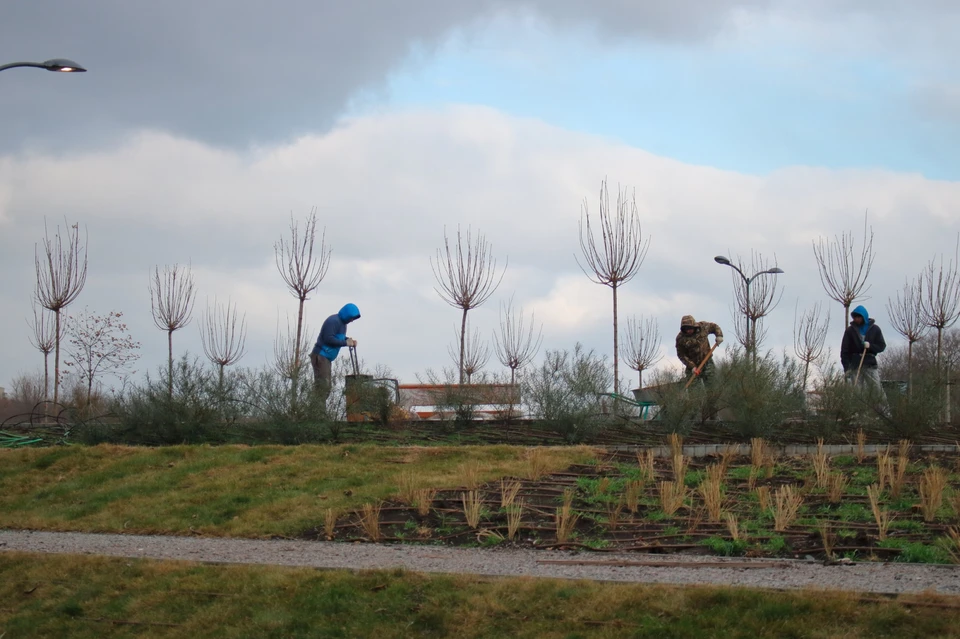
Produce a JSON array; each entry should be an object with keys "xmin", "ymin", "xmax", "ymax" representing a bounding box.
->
[{"xmin": 0, "ymin": 0, "xmax": 763, "ymax": 154}]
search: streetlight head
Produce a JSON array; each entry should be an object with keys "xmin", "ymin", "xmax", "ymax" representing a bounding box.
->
[
  {"xmin": 767, "ymin": 267, "xmax": 785, "ymax": 275},
  {"xmin": 41, "ymin": 58, "xmax": 86, "ymax": 72},
  {"xmin": 714, "ymin": 255, "xmax": 731, "ymax": 266}
]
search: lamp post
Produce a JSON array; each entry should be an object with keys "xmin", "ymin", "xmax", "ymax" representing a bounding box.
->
[
  {"xmin": 714, "ymin": 255, "xmax": 784, "ymax": 359},
  {"xmin": 0, "ymin": 58, "xmax": 86, "ymax": 73}
]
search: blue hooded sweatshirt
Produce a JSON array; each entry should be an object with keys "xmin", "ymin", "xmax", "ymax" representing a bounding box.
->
[
  {"xmin": 312, "ymin": 303, "xmax": 361, "ymax": 361},
  {"xmin": 852, "ymin": 305, "xmax": 869, "ymax": 337},
  {"xmin": 840, "ymin": 304, "xmax": 886, "ymax": 371}
]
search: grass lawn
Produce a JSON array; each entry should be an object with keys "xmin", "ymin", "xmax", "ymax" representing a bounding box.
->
[
  {"xmin": 0, "ymin": 444, "xmax": 596, "ymax": 537},
  {"xmin": 2, "ymin": 551, "xmax": 959, "ymax": 638}
]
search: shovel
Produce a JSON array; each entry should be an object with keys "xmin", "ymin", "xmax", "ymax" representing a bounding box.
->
[
  {"xmin": 348, "ymin": 344, "xmax": 360, "ymax": 376},
  {"xmin": 853, "ymin": 344, "xmax": 869, "ymax": 385},
  {"xmin": 685, "ymin": 342, "xmax": 720, "ymax": 389}
]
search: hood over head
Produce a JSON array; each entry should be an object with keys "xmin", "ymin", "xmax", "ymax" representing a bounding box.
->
[
  {"xmin": 338, "ymin": 303, "xmax": 361, "ymax": 323},
  {"xmin": 680, "ymin": 315, "xmax": 698, "ymax": 330}
]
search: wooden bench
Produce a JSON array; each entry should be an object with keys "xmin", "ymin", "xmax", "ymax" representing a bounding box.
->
[{"xmin": 397, "ymin": 383, "xmax": 522, "ymax": 420}]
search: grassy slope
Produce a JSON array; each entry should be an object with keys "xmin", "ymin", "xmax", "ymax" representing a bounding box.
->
[
  {"xmin": 2, "ymin": 552, "xmax": 958, "ymax": 639},
  {"xmin": 0, "ymin": 444, "xmax": 596, "ymax": 537}
]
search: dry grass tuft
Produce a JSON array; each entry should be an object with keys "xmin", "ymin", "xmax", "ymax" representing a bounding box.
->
[
  {"xmin": 720, "ymin": 444, "xmax": 741, "ymax": 475},
  {"xmin": 555, "ymin": 488, "xmax": 578, "ymax": 544},
  {"xmin": 724, "ymin": 512, "xmax": 742, "ymax": 542},
  {"xmin": 461, "ymin": 490, "xmax": 483, "ymax": 529},
  {"xmin": 706, "ymin": 463, "xmax": 725, "ymax": 486},
  {"xmin": 755, "ymin": 485, "xmax": 771, "ymax": 512},
  {"xmin": 668, "ymin": 433, "xmax": 684, "ymax": 459},
  {"xmin": 826, "ymin": 473, "xmax": 848, "ymax": 504},
  {"xmin": 919, "ymin": 466, "xmax": 949, "ymax": 522},
  {"xmin": 856, "ymin": 429, "xmax": 866, "ymax": 463},
  {"xmin": 623, "ymin": 480, "xmax": 644, "ymax": 513},
  {"xmin": 395, "ymin": 471, "xmax": 418, "ymax": 504},
  {"xmin": 698, "ymin": 476, "xmax": 724, "ymax": 522},
  {"xmin": 506, "ymin": 501, "xmax": 524, "ymax": 541},
  {"xmin": 772, "ymin": 485, "xmax": 803, "ymax": 532},
  {"xmin": 867, "ymin": 484, "xmax": 893, "ymax": 541},
  {"xmin": 750, "ymin": 438, "xmax": 767, "ymax": 471},
  {"xmin": 323, "ymin": 508, "xmax": 339, "ymax": 540},
  {"xmin": 876, "ymin": 447, "xmax": 892, "ymax": 493},
  {"xmin": 658, "ymin": 480, "xmax": 687, "ymax": 517},
  {"xmin": 671, "ymin": 453, "xmax": 688, "ymax": 483},
  {"xmin": 891, "ymin": 454, "xmax": 909, "ymax": 499},
  {"xmin": 412, "ymin": 488, "xmax": 436, "ymax": 516},
  {"xmin": 747, "ymin": 467, "xmax": 758, "ymax": 492},
  {"xmin": 359, "ymin": 502, "xmax": 382, "ymax": 541},
  {"xmin": 811, "ymin": 438, "xmax": 830, "ymax": 489},
  {"xmin": 637, "ymin": 449, "xmax": 656, "ymax": 483},
  {"xmin": 818, "ymin": 520, "xmax": 834, "ymax": 559},
  {"xmin": 945, "ymin": 526, "xmax": 960, "ymax": 564},
  {"xmin": 606, "ymin": 498, "xmax": 625, "ymax": 531},
  {"xmin": 526, "ymin": 447, "xmax": 549, "ymax": 481},
  {"xmin": 898, "ymin": 439, "xmax": 913, "ymax": 460},
  {"xmin": 500, "ymin": 480, "xmax": 521, "ymax": 509},
  {"xmin": 459, "ymin": 461, "xmax": 482, "ymax": 490}
]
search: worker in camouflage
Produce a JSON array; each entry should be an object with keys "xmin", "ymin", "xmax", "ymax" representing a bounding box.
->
[{"xmin": 675, "ymin": 314, "xmax": 723, "ymax": 386}]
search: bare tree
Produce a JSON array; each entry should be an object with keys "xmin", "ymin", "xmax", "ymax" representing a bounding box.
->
[
  {"xmin": 492, "ymin": 295, "xmax": 543, "ymax": 385},
  {"xmin": 34, "ymin": 218, "xmax": 88, "ymax": 406},
  {"xmin": 448, "ymin": 321, "xmax": 490, "ymax": 384},
  {"xmin": 26, "ymin": 301, "xmax": 56, "ymax": 402},
  {"xmin": 63, "ymin": 308, "xmax": 141, "ymax": 407},
  {"xmin": 812, "ymin": 211, "xmax": 875, "ymax": 320},
  {"xmin": 919, "ymin": 236, "xmax": 960, "ymax": 372},
  {"xmin": 731, "ymin": 310, "xmax": 770, "ymax": 355},
  {"xmin": 150, "ymin": 262, "xmax": 197, "ymax": 397},
  {"xmin": 199, "ymin": 297, "xmax": 248, "ymax": 390},
  {"xmin": 793, "ymin": 301, "xmax": 830, "ymax": 393},
  {"xmin": 728, "ymin": 251, "xmax": 783, "ymax": 359},
  {"xmin": 886, "ymin": 277, "xmax": 929, "ymax": 390},
  {"xmin": 621, "ymin": 315, "xmax": 661, "ymax": 391},
  {"xmin": 576, "ymin": 179, "xmax": 650, "ymax": 394},
  {"xmin": 431, "ymin": 225, "xmax": 507, "ymax": 384},
  {"xmin": 274, "ymin": 207, "xmax": 331, "ymax": 384},
  {"xmin": 273, "ymin": 313, "xmax": 312, "ymax": 381}
]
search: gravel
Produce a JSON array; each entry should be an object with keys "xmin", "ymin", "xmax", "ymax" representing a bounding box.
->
[{"xmin": 3, "ymin": 529, "xmax": 960, "ymax": 595}]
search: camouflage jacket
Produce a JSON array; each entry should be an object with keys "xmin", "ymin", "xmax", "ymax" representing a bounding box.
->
[{"xmin": 675, "ymin": 318, "xmax": 723, "ymax": 369}]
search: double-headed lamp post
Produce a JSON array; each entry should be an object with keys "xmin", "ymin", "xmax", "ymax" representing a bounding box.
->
[
  {"xmin": 714, "ymin": 255, "xmax": 784, "ymax": 359},
  {"xmin": 0, "ymin": 58, "xmax": 86, "ymax": 73}
]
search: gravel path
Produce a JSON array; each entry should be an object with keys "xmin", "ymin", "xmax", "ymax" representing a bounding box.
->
[{"xmin": 3, "ymin": 529, "xmax": 960, "ymax": 595}]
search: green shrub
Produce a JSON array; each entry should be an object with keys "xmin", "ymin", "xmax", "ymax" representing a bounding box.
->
[{"xmin": 714, "ymin": 349, "xmax": 806, "ymax": 440}]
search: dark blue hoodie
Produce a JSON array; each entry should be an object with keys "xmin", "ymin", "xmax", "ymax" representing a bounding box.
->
[
  {"xmin": 312, "ymin": 303, "xmax": 360, "ymax": 361},
  {"xmin": 840, "ymin": 304, "xmax": 886, "ymax": 371}
]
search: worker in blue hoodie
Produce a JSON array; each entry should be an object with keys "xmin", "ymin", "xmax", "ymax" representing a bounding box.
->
[
  {"xmin": 840, "ymin": 304, "xmax": 886, "ymax": 392},
  {"xmin": 310, "ymin": 303, "xmax": 361, "ymax": 405}
]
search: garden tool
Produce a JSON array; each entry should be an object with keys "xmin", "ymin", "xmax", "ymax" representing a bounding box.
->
[
  {"xmin": 685, "ymin": 343, "xmax": 720, "ymax": 389},
  {"xmin": 348, "ymin": 344, "xmax": 360, "ymax": 376},
  {"xmin": 853, "ymin": 344, "xmax": 869, "ymax": 385}
]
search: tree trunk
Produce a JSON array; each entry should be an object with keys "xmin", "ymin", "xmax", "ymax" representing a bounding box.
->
[
  {"xmin": 612, "ymin": 283, "xmax": 619, "ymax": 395},
  {"xmin": 167, "ymin": 329, "xmax": 174, "ymax": 399},
  {"xmin": 459, "ymin": 308, "xmax": 468, "ymax": 385},
  {"xmin": 510, "ymin": 367, "xmax": 516, "ymax": 386},
  {"xmin": 292, "ymin": 295, "xmax": 306, "ymax": 408},
  {"xmin": 53, "ymin": 309, "xmax": 62, "ymax": 406},
  {"xmin": 907, "ymin": 340, "xmax": 914, "ymax": 398},
  {"xmin": 43, "ymin": 351, "xmax": 50, "ymax": 402}
]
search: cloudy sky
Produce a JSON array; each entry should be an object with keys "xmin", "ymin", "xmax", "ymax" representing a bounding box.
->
[{"xmin": 3, "ymin": 1, "xmax": 960, "ymax": 394}]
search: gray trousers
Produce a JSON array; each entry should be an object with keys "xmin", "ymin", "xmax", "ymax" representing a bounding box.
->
[{"xmin": 310, "ymin": 353, "xmax": 332, "ymax": 405}]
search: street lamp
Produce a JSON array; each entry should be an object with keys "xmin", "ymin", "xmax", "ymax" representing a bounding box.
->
[
  {"xmin": 0, "ymin": 58, "xmax": 87, "ymax": 73},
  {"xmin": 714, "ymin": 255, "xmax": 784, "ymax": 359}
]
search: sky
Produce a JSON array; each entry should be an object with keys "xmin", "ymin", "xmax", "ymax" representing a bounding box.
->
[{"xmin": 3, "ymin": 1, "xmax": 960, "ymax": 396}]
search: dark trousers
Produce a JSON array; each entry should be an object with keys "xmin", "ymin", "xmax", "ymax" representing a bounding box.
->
[{"xmin": 310, "ymin": 353, "xmax": 332, "ymax": 405}]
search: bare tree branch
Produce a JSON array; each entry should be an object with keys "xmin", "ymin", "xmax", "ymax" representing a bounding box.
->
[
  {"xmin": 492, "ymin": 295, "xmax": 543, "ymax": 385},
  {"xmin": 793, "ymin": 301, "xmax": 830, "ymax": 393},
  {"xmin": 199, "ymin": 297, "xmax": 248, "ymax": 390},
  {"xmin": 149, "ymin": 262, "xmax": 197, "ymax": 398},
  {"xmin": 919, "ymin": 234, "xmax": 960, "ymax": 372},
  {"xmin": 812, "ymin": 211, "xmax": 875, "ymax": 318},
  {"xmin": 430, "ymin": 225, "xmax": 507, "ymax": 384},
  {"xmin": 63, "ymin": 308, "xmax": 141, "ymax": 407},
  {"xmin": 273, "ymin": 313, "xmax": 312, "ymax": 381},
  {"xmin": 727, "ymin": 251, "xmax": 783, "ymax": 358},
  {"xmin": 34, "ymin": 218, "xmax": 88, "ymax": 406},
  {"xmin": 274, "ymin": 207, "xmax": 331, "ymax": 378},
  {"xmin": 448, "ymin": 321, "xmax": 490, "ymax": 384},
  {"xmin": 26, "ymin": 301, "xmax": 56, "ymax": 402},
  {"xmin": 886, "ymin": 276, "xmax": 929, "ymax": 390},
  {"xmin": 621, "ymin": 315, "xmax": 661, "ymax": 390},
  {"xmin": 575, "ymin": 178, "xmax": 651, "ymax": 394}
]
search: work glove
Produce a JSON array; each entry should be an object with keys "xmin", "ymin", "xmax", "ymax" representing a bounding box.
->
[
  {"xmin": 863, "ymin": 341, "xmax": 870, "ymax": 350},
  {"xmin": 693, "ymin": 367, "xmax": 701, "ymax": 376},
  {"xmin": 346, "ymin": 338, "xmax": 357, "ymax": 347},
  {"xmin": 715, "ymin": 336, "xmax": 724, "ymax": 345}
]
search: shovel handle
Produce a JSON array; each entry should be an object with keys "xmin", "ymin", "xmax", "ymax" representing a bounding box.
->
[
  {"xmin": 685, "ymin": 343, "xmax": 720, "ymax": 389},
  {"xmin": 349, "ymin": 345, "xmax": 360, "ymax": 376}
]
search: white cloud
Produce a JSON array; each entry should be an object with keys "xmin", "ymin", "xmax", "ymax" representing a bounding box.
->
[{"xmin": 2, "ymin": 104, "xmax": 959, "ymax": 394}]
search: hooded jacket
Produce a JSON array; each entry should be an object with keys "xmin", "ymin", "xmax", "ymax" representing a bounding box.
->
[
  {"xmin": 840, "ymin": 304, "xmax": 885, "ymax": 371},
  {"xmin": 312, "ymin": 303, "xmax": 361, "ymax": 361},
  {"xmin": 675, "ymin": 314, "xmax": 723, "ymax": 369}
]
